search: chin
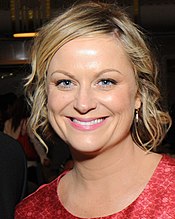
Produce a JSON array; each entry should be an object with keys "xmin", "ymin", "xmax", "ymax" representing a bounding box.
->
[{"xmin": 69, "ymin": 141, "xmax": 103, "ymax": 156}]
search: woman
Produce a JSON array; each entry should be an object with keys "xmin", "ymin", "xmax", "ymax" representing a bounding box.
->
[{"xmin": 15, "ymin": 1, "xmax": 175, "ymax": 218}]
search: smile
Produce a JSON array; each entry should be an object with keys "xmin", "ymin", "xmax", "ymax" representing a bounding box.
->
[
  {"xmin": 72, "ymin": 118, "xmax": 104, "ymax": 126},
  {"xmin": 69, "ymin": 117, "xmax": 107, "ymax": 131}
]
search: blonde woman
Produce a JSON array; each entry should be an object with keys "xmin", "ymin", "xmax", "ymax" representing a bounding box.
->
[{"xmin": 15, "ymin": 2, "xmax": 175, "ymax": 218}]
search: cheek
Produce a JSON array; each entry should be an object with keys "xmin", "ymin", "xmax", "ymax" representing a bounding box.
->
[
  {"xmin": 47, "ymin": 92, "xmax": 58, "ymax": 112},
  {"xmin": 47, "ymin": 92, "xmax": 65, "ymax": 130},
  {"xmin": 47, "ymin": 91, "xmax": 63, "ymax": 114},
  {"xmin": 100, "ymin": 90, "xmax": 134, "ymax": 112},
  {"xmin": 47, "ymin": 89, "xmax": 73, "ymax": 114}
]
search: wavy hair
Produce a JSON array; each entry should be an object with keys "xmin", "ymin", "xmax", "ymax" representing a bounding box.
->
[{"xmin": 26, "ymin": 1, "xmax": 171, "ymax": 151}]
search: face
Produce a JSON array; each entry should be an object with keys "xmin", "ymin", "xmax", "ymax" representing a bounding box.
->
[{"xmin": 47, "ymin": 34, "xmax": 141, "ymax": 155}]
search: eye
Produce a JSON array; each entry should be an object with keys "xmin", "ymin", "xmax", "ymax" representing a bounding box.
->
[
  {"xmin": 97, "ymin": 79, "xmax": 117, "ymax": 88},
  {"xmin": 56, "ymin": 79, "xmax": 74, "ymax": 90}
]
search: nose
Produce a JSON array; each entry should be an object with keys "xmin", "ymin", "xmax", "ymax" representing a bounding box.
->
[{"xmin": 73, "ymin": 86, "xmax": 97, "ymax": 114}]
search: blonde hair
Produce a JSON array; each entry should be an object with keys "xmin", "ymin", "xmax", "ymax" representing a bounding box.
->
[{"xmin": 26, "ymin": 1, "xmax": 171, "ymax": 151}]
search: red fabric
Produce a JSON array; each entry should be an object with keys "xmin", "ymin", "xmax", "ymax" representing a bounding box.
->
[
  {"xmin": 17, "ymin": 133, "xmax": 38, "ymax": 161},
  {"xmin": 17, "ymin": 119, "xmax": 38, "ymax": 161},
  {"xmin": 15, "ymin": 154, "xmax": 175, "ymax": 218}
]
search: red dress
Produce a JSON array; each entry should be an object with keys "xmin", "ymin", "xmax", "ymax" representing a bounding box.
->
[{"xmin": 15, "ymin": 154, "xmax": 175, "ymax": 218}]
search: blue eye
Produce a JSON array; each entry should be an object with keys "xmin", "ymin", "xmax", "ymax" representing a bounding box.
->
[
  {"xmin": 56, "ymin": 79, "xmax": 73, "ymax": 89},
  {"xmin": 98, "ymin": 79, "xmax": 117, "ymax": 87}
]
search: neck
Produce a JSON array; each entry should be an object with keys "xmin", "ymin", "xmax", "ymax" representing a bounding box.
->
[
  {"xmin": 70, "ymin": 140, "xmax": 147, "ymax": 186},
  {"xmin": 59, "ymin": 140, "xmax": 162, "ymax": 218}
]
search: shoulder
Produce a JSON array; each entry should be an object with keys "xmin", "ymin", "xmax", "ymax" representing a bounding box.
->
[
  {"xmin": 0, "ymin": 132, "xmax": 26, "ymax": 171},
  {"xmin": 159, "ymin": 154, "xmax": 175, "ymax": 172},
  {"xmin": 158, "ymin": 154, "xmax": 175, "ymax": 174},
  {"xmin": 155, "ymin": 154, "xmax": 175, "ymax": 190},
  {"xmin": 142, "ymin": 154, "xmax": 175, "ymax": 216},
  {"xmin": 0, "ymin": 132, "xmax": 26, "ymax": 172},
  {"xmin": 16, "ymin": 178, "xmax": 57, "ymax": 207},
  {"xmin": 15, "ymin": 172, "xmax": 67, "ymax": 218},
  {"xmin": 0, "ymin": 132, "xmax": 27, "ymax": 218},
  {"xmin": 0, "ymin": 132, "xmax": 24, "ymax": 155}
]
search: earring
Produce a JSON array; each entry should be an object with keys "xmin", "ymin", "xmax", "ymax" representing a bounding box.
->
[{"xmin": 135, "ymin": 109, "xmax": 139, "ymax": 123}]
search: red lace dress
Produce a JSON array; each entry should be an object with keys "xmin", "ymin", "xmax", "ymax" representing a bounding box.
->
[{"xmin": 15, "ymin": 154, "xmax": 175, "ymax": 219}]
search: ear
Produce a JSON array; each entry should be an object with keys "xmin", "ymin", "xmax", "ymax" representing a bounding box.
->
[{"xmin": 135, "ymin": 93, "xmax": 141, "ymax": 110}]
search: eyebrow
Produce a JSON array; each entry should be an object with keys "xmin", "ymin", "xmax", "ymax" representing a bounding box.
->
[
  {"xmin": 50, "ymin": 70, "xmax": 77, "ymax": 80},
  {"xmin": 50, "ymin": 68, "xmax": 122, "ymax": 78},
  {"xmin": 96, "ymin": 69, "xmax": 122, "ymax": 77}
]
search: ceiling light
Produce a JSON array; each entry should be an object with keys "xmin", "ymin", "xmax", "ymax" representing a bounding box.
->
[{"xmin": 13, "ymin": 32, "xmax": 38, "ymax": 38}]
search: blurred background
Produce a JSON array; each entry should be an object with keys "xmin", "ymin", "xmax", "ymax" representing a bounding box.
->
[{"xmin": 0, "ymin": 0, "xmax": 175, "ymax": 106}]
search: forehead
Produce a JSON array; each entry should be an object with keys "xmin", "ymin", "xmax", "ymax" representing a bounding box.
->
[
  {"xmin": 47, "ymin": 34, "xmax": 135, "ymax": 79},
  {"xmin": 54, "ymin": 34, "xmax": 123, "ymax": 55},
  {"xmin": 49, "ymin": 34, "xmax": 130, "ymax": 63},
  {"xmin": 47, "ymin": 35, "xmax": 137, "ymax": 90}
]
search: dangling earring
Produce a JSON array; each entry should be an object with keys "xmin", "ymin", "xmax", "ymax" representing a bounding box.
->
[{"xmin": 135, "ymin": 109, "xmax": 139, "ymax": 123}]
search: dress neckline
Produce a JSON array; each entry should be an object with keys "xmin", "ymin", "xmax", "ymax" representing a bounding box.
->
[{"xmin": 55, "ymin": 154, "xmax": 167, "ymax": 218}]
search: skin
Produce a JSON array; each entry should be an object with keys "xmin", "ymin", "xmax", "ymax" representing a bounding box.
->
[
  {"xmin": 46, "ymin": 34, "xmax": 162, "ymax": 217},
  {"xmin": 47, "ymin": 34, "xmax": 141, "ymax": 155}
]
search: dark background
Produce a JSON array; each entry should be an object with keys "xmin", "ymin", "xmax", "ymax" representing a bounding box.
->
[{"xmin": 0, "ymin": 0, "xmax": 175, "ymax": 107}]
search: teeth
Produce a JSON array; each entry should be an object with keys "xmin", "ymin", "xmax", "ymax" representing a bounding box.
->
[{"xmin": 73, "ymin": 118, "xmax": 104, "ymax": 126}]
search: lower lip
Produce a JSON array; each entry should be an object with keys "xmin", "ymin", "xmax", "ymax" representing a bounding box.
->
[{"xmin": 68, "ymin": 118, "xmax": 107, "ymax": 131}]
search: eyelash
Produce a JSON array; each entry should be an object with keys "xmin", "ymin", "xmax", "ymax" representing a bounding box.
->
[
  {"xmin": 56, "ymin": 79, "xmax": 73, "ymax": 89},
  {"xmin": 55, "ymin": 78, "xmax": 117, "ymax": 90},
  {"xmin": 97, "ymin": 79, "xmax": 117, "ymax": 87}
]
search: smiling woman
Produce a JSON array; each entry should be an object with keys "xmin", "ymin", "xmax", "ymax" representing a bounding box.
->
[
  {"xmin": 46, "ymin": 35, "xmax": 140, "ymax": 153},
  {"xmin": 15, "ymin": 1, "xmax": 175, "ymax": 219}
]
